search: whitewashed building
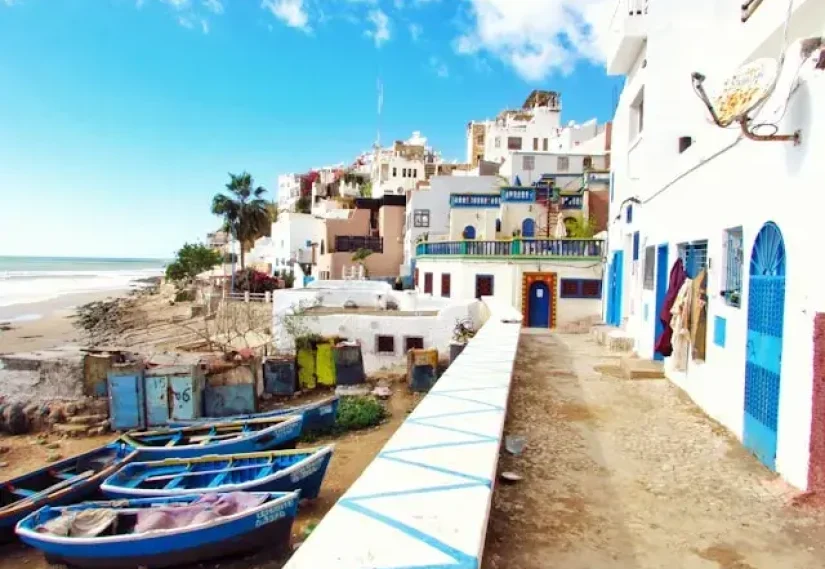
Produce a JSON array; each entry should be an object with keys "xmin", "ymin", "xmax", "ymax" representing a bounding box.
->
[
  {"xmin": 371, "ymin": 132, "xmax": 443, "ymax": 196},
  {"xmin": 466, "ymin": 90, "xmax": 608, "ymax": 168},
  {"xmin": 277, "ymin": 174, "xmax": 303, "ymax": 211},
  {"xmin": 415, "ymin": 179, "xmax": 606, "ymax": 329},
  {"xmin": 605, "ymin": 0, "xmax": 825, "ymax": 490},
  {"xmin": 269, "ymin": 213, "xmax": 323, "ymax": 275},
  {"xmin": 402, "ymin": 176, "xmax": 501, "ymax": 279}
]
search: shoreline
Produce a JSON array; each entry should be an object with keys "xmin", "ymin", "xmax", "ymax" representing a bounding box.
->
[{"xmin": 0, "ymin": 289, "xmax": 132, "ymax": 353}]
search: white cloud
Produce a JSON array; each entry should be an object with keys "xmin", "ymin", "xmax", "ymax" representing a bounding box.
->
[
  {"xmin": 164, "ymin": 0, "xmax": 190, "ymax": 10},
  {"xmin": 408, "ymin": 23, "xmax": 422, "ymax": 42},
  {"xmin": 429, "ymin": 56, "xmax": 449, "ymax": 78},
  {"xmin": 200, "ymin": 18, "xmax": 210, "ymax": 33},
  {"xmin": 177, "ymin": 14, "xmax": 194, "ymax": 28},
  {"xmin": 202, "ymin": 0, "xmax": 224, "ymax": 14},
  {"xmin": 262, "ymin": 0, "xmax": 310, "ymax": 31},
  {"xmin": 455, "ymin": 0, "xmax": 612, "ymax": 81},
  {"xmin": 364, "ymin": 9, "xmax": 390, "ymax": 47}
]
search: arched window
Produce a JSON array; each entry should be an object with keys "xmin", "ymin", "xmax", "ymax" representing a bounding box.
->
[
  {"xmin": 522, "ymin": 218, "xmax": 536, "ymax": 238},
  {"xmin": 462, "ymin": 225, "xmax": 476, "ymax": 240}
]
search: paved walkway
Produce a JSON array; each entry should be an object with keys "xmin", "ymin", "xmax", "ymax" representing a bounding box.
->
[{"xmin": 482, "ymin": 331, "xmax": 825, "ymax": 569}]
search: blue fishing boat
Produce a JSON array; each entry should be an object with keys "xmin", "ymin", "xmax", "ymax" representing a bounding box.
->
[
  {"xmin": 15, "ymin": 491, "xmax": 299, "ymax": 569},
  {"xmin": 121, "ymin": 415, "xmax": 303, "ymax": 461},
  {"xmin": 167, "ymin": 396, "xmax": 339, "ymax": 432},
  {"xmin": 0, "ymin": 443, "xmax": 137, "ymax": 542},
  {"xmin": 100, "ymin": 445, "xmax": 333, "ymax": 500}
]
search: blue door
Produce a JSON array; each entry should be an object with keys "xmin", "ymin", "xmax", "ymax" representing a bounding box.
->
[
  {"xmin": 607, "ymin": 251, "xmax": 624, "ymax": 326},
  {"xmin": 462, "ymin": 225, "xmax": 476, "ymax": 240},
  {"xmin": 144, "ymin": 375, "xmax": 169, "ymax": 427},
  {"xmin": 107, "ymin": 371, "xmax": 145, "ymax": 431},
  {"xmin": 653, "ymin": 244, "xmax": 669, "ymax": 361},
  {"xmin": 522, "ymin": 218, "xmax": 536, "ymax": 238},
  {"xmin": 743, "ymin": 222, "xmax": 786, "ymax": 471},
  {"xmin": 170, "ymin": 374, "xmax": 200, "ymax": 421},
  {"xmin": 528, "ymin": 282, "xmax": 550, "ymax": 328}
]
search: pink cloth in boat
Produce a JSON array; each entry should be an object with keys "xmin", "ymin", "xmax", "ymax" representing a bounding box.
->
[{"xmin": 135, "ymin": 492, "xmax": 267, "ymax": 533}]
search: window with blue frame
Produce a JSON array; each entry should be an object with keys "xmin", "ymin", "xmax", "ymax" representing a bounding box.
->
[
  {"xmin": 723, "ymin": 227, "xmax": 743, "ymax": 307},
  {"xmin": 643, "ymin": 246, "xmax": 655, "ymax": 290},
  {"xmin": 632, "ymin": 232, "xmax": 640, "ymax": 261},
  {"xmin": 677, "ymin": 240, "xmax": 709, "ymax": 278},
  {"xmin": 560, "ymin": 279, "xmax": 602, "ymax": 299},
  {"xmin": 626, "ymin": 204, "xmax": 633, "ymax": 223}
]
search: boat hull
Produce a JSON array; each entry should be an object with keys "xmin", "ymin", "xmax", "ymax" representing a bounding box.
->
[
  {"xmin": 101, "ymin": 446, "xmax": 334, "ymax": 501},
  {"xmin": 0, "ymin": 444, "xmax": 136, "ymax": 543},
  {"xmin": 124, "ymin": 416, "xmax": 303, "ymax": 461},
  {"xmin": 167, "ymin": 396, "xmax": 339, "ymax": 432},
  {"xmin": 16, "ymin": 492, "xmax": 298, "ymax": 569}
]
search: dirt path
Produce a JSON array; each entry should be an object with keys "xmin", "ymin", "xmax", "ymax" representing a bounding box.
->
[
  {"xmin": 0, "ymin": 383, "xmax": 419, "ymax": 569},
  {"xmin": 483, "ymin": 331, "xmax": 825, "ymax": 569}
]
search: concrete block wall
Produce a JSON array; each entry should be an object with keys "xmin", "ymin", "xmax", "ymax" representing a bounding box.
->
[{"xmin": 284, "ymin": 301, "xmax": 522, "ymax": 568}]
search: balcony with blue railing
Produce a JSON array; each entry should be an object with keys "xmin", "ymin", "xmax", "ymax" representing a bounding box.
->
[
  {"xmin": 450, "ymin": 194, "xmax": 501, "ymax": 208},
  {"xmin": 501, "ymin": 188, "xmax": 536, "ymax": 203},
  {"xmin": 416, "ymin": 238, "xmax": 604, "ymax": 260},
  {"xmin": 561, "ymin": 195, "xmax": 583, "ymax": 210}
]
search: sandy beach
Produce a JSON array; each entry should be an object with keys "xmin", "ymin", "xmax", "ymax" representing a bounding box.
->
[{"xmin": 0, "ymin": 289, "xmax": 130, "ymax": 353}]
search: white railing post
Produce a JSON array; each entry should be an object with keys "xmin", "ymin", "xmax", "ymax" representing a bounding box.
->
[
  {"xmin": 265, "ymin": 291, "xmax": 271, "ymax": 303},
  {"xmin": 244, "ymin": 291, "xmax": 250, "ymax": 303}
]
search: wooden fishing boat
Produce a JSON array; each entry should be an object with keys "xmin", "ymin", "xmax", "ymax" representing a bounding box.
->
[
  {"xmin": 100, "ymin": 445, "xmax": 333, "ymax": 501},
  {"xmin": 15, "ymin": 491, "xmax": 299, "ymax": 569},
  {"xmin": 167, "ymin": 396, "xmax": 340, "ymax": 432},
  {"xmin": 121, "ymin": 415, "xmax": 303, "ymax": 461},
  {"xmin": 0, "ymin": 443, "xmax": 137, "ymax": 542}
]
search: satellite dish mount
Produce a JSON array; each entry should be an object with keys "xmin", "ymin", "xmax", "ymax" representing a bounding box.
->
[{"xmin": 691, "ymin": 58, "xmax": 801, "ymax": 145}]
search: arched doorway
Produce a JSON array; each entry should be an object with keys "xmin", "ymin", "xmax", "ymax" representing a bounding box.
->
[
  {"xmin": 528, "ymin": 281, "xmax": 550, "ymax": 328},
  {"xmin": 462, "ymin": 225, "xmax": 476, "ymax": 240},
  {"xmin": 743, "ymin": 221, "xmax": 786, "ymax": 471},
  {"xmin": 522, "ymin": 218, "xmax": 536, "ymax": 238}
]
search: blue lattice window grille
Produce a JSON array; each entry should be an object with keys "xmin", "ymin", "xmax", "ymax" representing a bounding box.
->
[
  {"xmin": 677, "ymin": 240, "xmax": 708, "ymax": 278},
  {"xmin": 626, "ymin": 204, "xmax": 633, "ymax": 223},
  {"xmin": 643, "ymin": 246, "xmax": 655, "ymax": 290},
  {"xmin": 723, "ymin": 227, "xmax": 743, "ymax": 307},
  {"xmin": 632, "ymin": 231, "xmax": 640, "ymax": 261},
  {"xmin": 560, "ymin": 279, "xmax": 602, "ymax": 299}
]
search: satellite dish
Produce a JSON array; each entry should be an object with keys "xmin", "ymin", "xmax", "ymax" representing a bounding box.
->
[{"xmin": 706, "ymin": 58, "xmax": 778, "ymax": 127}]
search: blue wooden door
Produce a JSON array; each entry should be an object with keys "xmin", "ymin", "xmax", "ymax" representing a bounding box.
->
[
  {"xmin": 653, "ymin": 244, "xmax": 669, "ymax": 361},
  {"xmin": 528, "ymin": 282, "xmax": 550, "ymax": 328},
  {"xmin": 107, "ymin": 371, "xmax": 145, "ymax": 431},
  {"xmin": 607, "ymin": 251, "xmax": 624, "ymax": 326},
  {"xmin": 743, "ymin": 222, "xmax": 786, "ymax": 471},
  {"xmin": 522, "ymin": 218, "xmax": 536, "ymax": 238},
  {"xmin": 144, "ymin": 375, "xmax": 169, "ymax": 427}
]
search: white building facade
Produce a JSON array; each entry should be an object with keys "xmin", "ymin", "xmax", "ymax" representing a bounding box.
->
[
  {"xmin": 605, "ymin": 0, "xmax": 825, "ymax": 490},
  {"xmin": 277, "ymin": 174, "xmax": 302, "ymax": 211},
  {"xmin": 269, "ymin": 213, "xmax": 323, "ymax": 274}
]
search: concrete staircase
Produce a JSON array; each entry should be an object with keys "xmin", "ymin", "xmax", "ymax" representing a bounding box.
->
[
  {"xmin": 591, "ymin": 325, "xmax": 635, "ymax": 353},
  {"xmin": 619, "ymin": 356, "xmax": 665, "ymax": 380},
  {"xmin": 591, "ymin": 324, "xmax": 666, "ymax": 380}
]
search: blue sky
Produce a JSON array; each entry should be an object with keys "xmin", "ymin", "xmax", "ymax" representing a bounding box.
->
[{"xmin": 0, "ymin": 0, "xmax": 620, "ymax": 259}]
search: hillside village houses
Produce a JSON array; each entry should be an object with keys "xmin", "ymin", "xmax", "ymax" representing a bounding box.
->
[{"xmin": 604, "ymin": 0, "xmax": 825, "ymax": 491}]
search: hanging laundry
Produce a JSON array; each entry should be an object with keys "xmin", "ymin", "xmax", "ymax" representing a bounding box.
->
[
  {"xmin": 654, "ymin": 258, "xmax": 687, "ymax": 357},
  {"xmin": 690, "ymin": 269, "xmax": 709, "ymax": 361},
  {"xmin": 671, "ymin": 278, "xmax": 693, "ymax": 372}
]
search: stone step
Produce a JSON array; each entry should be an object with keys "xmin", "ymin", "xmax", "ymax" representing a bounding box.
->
[
  {"xmin": 52, "ymin": 424, "xmax": 91, "ymax": 438},
  {"xmin": 67, "ymin": 414, "xmax": 108, "ymax": 426},
  {"xmin": 620, "ymin": 357, "xmax": 666, "ymax": 380}
]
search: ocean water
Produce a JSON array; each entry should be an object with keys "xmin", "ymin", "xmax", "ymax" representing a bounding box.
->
[{"xmin": 0, "ymin": 256, "xmax": 167, "ymax": 317}]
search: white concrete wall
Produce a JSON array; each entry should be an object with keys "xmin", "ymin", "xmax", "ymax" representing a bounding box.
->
[
  {"xmin": 502, "ymin": 151, "xmax": 608, "ymax": 187},
  {"xmin": 272, "ymin": 287, "xmax": 482, "ymax": 372},
  {"xmin": 277, "ymin": 173, "xmax": 302, "ymax": 210},
  {"xmin": 448, "ymin": 208, "xmax": 499, "ymax": 240},
  {"xmin": 270, "ymin": 213, "xmax": 322, "ymax": 272},
  {"xmin": 414, "ymin": 258, "xmax": 603, "ymax": 326},
  {"xmin": 284, "ymin": 300, "xmax": 521, "ymax": 569},
  {"xmin": 607, "ymin": 0, "xmax": 825, "ymax": 490}
]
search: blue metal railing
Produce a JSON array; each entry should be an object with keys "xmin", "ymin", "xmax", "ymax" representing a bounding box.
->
[
  {"xmin": 501, "ymin": 188, "xmax": 536, "ymax": 202},
  {"xmin": 450, "ymin": 194, "xmax": 501, "ymax": 208},
  {"xmin": 561, "ymin": 195, "xmax": 583, "ymax": 209},
  {"xmin": 416, "ymin": 239, "xmax": 604, "ymax": 258}
]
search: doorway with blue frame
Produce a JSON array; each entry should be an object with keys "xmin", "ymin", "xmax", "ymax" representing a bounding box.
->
[{"xmin": 522, "ymin": 272, "xmax": 556, "ymax": 329}]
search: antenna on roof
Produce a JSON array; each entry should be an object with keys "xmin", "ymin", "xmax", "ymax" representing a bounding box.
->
[{"xmin": 376, "ymin": 78, "xmax": 384, "ymax": 148}]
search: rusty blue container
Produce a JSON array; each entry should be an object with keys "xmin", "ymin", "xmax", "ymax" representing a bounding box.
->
[
  {"xmin": 263, "ymin": 358, "xmax": 297, "ymax": 395},
  {"xmin": 334, "ymin": 344, "xmax": 365, "ymax": 386},
  {"xmin": 144, "ymin": 366, "xmax": 202, "ymax": 426},
  {"xmin": 203, "ymin": 385, "xmax": 256, "ymax": 417}
]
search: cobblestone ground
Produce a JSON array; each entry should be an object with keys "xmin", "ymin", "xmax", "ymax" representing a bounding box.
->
[{"xmin": 482, "ymin": 331, "xmax": 825, "ymax": 569}]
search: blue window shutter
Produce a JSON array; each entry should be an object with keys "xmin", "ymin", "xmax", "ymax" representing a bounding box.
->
[
  {"xmin": 626, "ymin": 204, "xmax": 633, "ymax": 223},
  {"xmin": 632, "ymin": 232, "xmax": 640, "ymax": 261}
]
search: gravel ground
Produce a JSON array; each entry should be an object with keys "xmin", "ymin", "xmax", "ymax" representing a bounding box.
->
[{"xmin": 483, "ymin": 330, "xmax": 825, "ymax": 569}]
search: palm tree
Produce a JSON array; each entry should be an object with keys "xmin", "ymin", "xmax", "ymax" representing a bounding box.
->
[{"xmin": 211, "ymin": 172, "xmax": 270, "ymax": 270}]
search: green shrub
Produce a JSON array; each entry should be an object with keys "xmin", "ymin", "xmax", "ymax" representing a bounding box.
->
[{"xmin": 299, "ymin": 396, "xmax": 387, "ymax": 442}]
